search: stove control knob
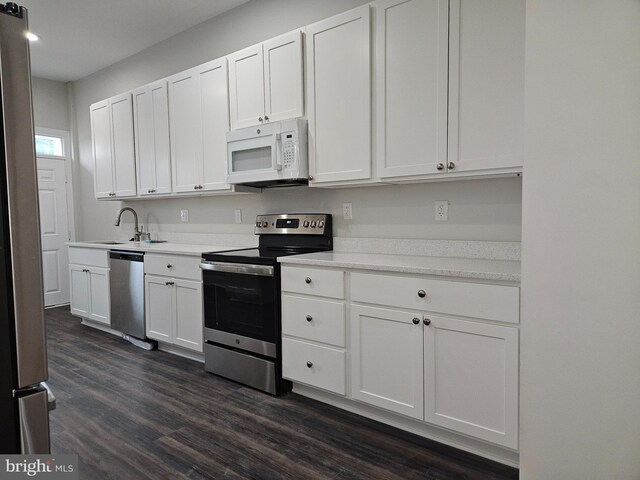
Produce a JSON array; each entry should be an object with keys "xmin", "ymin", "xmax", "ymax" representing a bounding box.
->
[
  {"xmin": 311, "ymin": 220, "xmax": 317, "ymax": 228},
  {"xmin": 303, "ymin": 220, "xmax": 310, "ymax": 228},
  {"xmin": 256, "ymin": 221, "xmax": 261, "ymax": 228},
  {"xmin": 318, "ymin": 220, "xmax": 325, "ymax": 228},
  {"xmin": 262, "ymin": 221, "xmax": 269, "ymax": 228}
]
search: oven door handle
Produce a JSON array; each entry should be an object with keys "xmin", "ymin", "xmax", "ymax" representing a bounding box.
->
[{"xmin": 199, "ymin": 261, "xmax": 274, "ymax": 277}]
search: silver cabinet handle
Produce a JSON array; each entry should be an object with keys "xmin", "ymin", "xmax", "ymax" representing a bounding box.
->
[
  {"xmin": 305, "ymin": 277, "xmax": 312, "ymax": 284},
  {"xmin": 448, "ymin": 162, "xmax": 455, "ymax": 170},
  {"xmin": 412, "ymin": 317, "xmax": 420, "ymax": 325},
  {"xmin": 423, "ymin": 318, "xmax": 431, "ymax": 326},
  {"xmin": 436, "ymin": 163, "xmax": 445, "ymax": 171},
  {"xmin": 418, "ymin": 290, "xmax": 426, "ymax": 298},
  {"xmin": 306, "ymin": 315, "xmax": 313, "ymax": 322},
  {"xmin": 200, "ymin": 261, "xmax": 274, "ymax": 277},
  {"xmin": 306, "ymin": 361, "xmax": 313, "ymax": 368}
]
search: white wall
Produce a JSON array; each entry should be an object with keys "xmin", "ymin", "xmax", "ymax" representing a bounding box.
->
[
  {"xmin": 70, "ymin": 0, "xmax": 523, "ymax": 243},
  {"xmin": 520, "ymin": 1, "xmax": 640, "ymax": 478},
  {"xmin": 31, "ymin": 76, "xmax": 69, "ymax": 131}
]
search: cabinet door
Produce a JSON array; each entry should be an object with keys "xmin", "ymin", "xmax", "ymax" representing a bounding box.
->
[
  {"xmin": 198, "ymin": 59, "xmax": 232, "ymax": 192},
  {"xmin": 351, "ymin": 305, "xmax": 424, "ymax": 419},
  {"xmin": 87, "ymin": 267, "xmax": 110, "ymax": 325},
  {"xmin": 69, "ymin": 265, "xmax": 90, "ymax": 318},
  {"xmin": 133, "ymin": 81, "xmax": 172, "ymax": 195},
  {"xmin": 263, "ymin": 30, "xmax": 304, "ymax": 123},
  {"xmin": 306, "ymin": 6, "xmax": 371, "ymax": 184},
  {"xmin": 168, "ymin": 69, "xmax": 202, "ymax": 193},
  {"xmin": 109, "ymin": 93, "xmax": 137, "ymax": 197},
  {"xmin": 145, "ymin": 275, "xmax": 173, "ymax": 343},
  {"xmin": 174, "ymin": 279, "xmax": 203, "ymax": 352},
  {"xmin": 376, "ymin": 0, "xmax": 448, "ymax": 178},
  {"xmin": 228, "ymin": 44, "xmax": 265, "ymax": 130},
  {"xmin": 447, "ymin": 0, "xmax": 525, "ymax": 173},
  {"xmin": 424, "ymin": 315, "xmax": 519, "ymax": 448},
  {"xmin": 90, "ymin": 100, "xmax": 114, "ymax": 198}
]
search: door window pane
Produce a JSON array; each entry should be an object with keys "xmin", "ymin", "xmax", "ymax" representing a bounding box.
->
[{"xmin": 35, "ymin": 135, "xmax": 64, "ymax": 157}]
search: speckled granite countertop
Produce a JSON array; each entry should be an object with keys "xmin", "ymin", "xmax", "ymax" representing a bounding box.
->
[{"xmin": 278, "ymin": 251, "xmax": 520, "ymax": 282}]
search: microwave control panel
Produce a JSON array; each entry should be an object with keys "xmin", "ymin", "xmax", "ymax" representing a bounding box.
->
[{"xmin": 282, "ymin": 133, "xmax": 296, "ymax": 170}]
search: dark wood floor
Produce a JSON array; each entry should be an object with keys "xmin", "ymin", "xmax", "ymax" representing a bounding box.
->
[{"xmin": 46, "ymin": 306, "xmax": 518, "ymax": 480}]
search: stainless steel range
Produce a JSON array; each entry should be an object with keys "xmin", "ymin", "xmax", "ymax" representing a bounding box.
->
[{"xmin": 200, "ymin": 214, "xmax": 332, "ymax": 395}]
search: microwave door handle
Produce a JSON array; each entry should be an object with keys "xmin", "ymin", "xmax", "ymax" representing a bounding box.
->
[{"xmin": 272, "ymin": 133, "xmax": 282, "ymax": 171}]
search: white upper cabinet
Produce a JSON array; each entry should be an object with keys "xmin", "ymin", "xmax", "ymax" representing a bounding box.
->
[
  {"xmin": 306, "ymin": 6, "xmax": 372, "ymax": 185},
  {"xmin": 133, "ymin": 81, "xmax": 172, "ymax": 196},
  {"xmin": 168, "ymin": 58, "xmax": 231, "ymax": 193},
  {"xmin": 229, "ymin": 30, "xmax": 303, "ymax": 130},
  {"xmin": 375, "ymin": 0, "xmax": 449, "ymax": 179},
  {"xmin": 90, "ymin": 93, "xmax": 137, "ymax": 199},
  {"xmin": 447, "ymin": 0, "xmax": 525, "ymax": 174}
]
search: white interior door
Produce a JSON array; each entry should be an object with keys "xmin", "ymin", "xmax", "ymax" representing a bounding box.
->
[{"xmin": 37, "ymin": 157, "xmax": 70, "ymax": 307}]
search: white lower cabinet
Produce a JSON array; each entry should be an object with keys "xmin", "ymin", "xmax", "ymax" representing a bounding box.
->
[
  {"xmin": 281, "ymin": 265, "xmax": 520, "ymax": 452},
  {"xmin": 69, "ymin": 248, "xmax": 110, "ymax": 325},
  {"xmin": 144, "ymin": 254, "xmax": 203, "ymax": 353},
  {"xmin": 350, "ymin": 305, "xmax": 424, "ymax": 420},
  {"xmin": 423, "ymin": 315, "xmax": 519, "ymax": 449}
]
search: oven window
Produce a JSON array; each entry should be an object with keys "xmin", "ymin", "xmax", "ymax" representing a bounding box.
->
[
  {"xmin": 231, "ymin": 146, "xmax": 272, "ymax": 172},
  {"xmin": 203, "ymin": 271, "xmax": 277, "ymax": 343}
]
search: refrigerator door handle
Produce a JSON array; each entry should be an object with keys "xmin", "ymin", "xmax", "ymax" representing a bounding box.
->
[{"xmin": 18, "ymin": 388, "xmax": 50, "ymax": 454}]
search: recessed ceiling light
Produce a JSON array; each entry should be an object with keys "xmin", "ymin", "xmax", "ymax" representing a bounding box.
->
[{"xmin": 26, "ymin": 32, "xmax": 39, "ymax": 42}]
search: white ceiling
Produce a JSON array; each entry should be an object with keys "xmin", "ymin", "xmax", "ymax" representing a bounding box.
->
[{"xmin": 20, "ymin": 0, "xmax": 250, "ymax": 82}]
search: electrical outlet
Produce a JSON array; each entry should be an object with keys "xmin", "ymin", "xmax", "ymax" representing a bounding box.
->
[
  {"xmin": 234, "ymin": 209, "xmax": 242, "ymax": 224},
  {"xmin": 180, "ymin": 209, "xmax": 189, "ymax": 223},
  {"xmin": 435, "ymin": 201, "xmax": 448, "ymax": 221},
  {"xmin": 342, "ymin": 203, "xmax": 353, "ymax": 220}
]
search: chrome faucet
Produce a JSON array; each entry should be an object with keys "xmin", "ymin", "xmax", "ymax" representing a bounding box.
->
[{"xmin": 114, "ymin": 207, "xmax": 149, "ymax": 242}]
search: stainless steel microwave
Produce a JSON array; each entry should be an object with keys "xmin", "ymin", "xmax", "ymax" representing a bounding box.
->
[{"xmin": 226, "ymin": 118, "xmax": 308, "ymax": 187}]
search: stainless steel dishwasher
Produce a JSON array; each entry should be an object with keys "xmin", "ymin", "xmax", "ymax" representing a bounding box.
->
[{"xmin": 109, "ymin": 251, "xmax": 154, "ymax": 349}]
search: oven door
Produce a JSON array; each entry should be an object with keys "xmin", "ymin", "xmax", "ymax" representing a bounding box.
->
[{"xmin": 201, "ymin": 262, "xmax": 278, "ymax": 358}]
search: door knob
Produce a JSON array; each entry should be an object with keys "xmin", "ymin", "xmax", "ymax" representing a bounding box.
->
[
  {"xmin": 305, "ymin": 277, "xmax": 312, "ymax": 284},
  {"xmin": 306, "ymin": 361, "xmax": 313, "ymax": 368},
  {"xmin": 448, "ymin": 162, "xmax": 455, "ymax": 170},
  {"xmin": 306, "ymin": 315, "xmax": 313, "ymax": 322},
  {"xmin": 418, "ymin": 290, "xmax": 426, "ymax": 298},
  {"xmin": 436, "ymin": 163, "xmax": 445, "ymax": 171},
  {"xmin": 423, "ymin": 318, "xmax": 431, "ymax": 326},
  {"xmin": 412, "ymin": 317, "xmax": 420, "ymax": 325}
]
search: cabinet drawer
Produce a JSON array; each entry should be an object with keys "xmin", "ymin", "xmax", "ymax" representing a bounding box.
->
[
  {"xmin": 281, "ymin": 266, "xmax": 344, "ymax": 299},
  {"xmin": 282, "ymin": 338, "xmax": 346, "ymax": 395},
  {"xmin": 68, "ymin": 247, "xmax": 109, "ymax": 268},
  {"xmin": 351, "ymin": 272, "xmax": 519, "ymax": 324},
  {"xmin": 282, "ymin": 295, "xmax": 345, "ymax": 347},
  {"xmin": 145, "ymin": 254, "xmax": 201, "ymax": 280}
]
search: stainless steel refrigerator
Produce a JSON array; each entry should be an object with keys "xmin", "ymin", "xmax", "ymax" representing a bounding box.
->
[{"xmin": 0, "ymin": 2, "xmax": 51, "ymax": 454}]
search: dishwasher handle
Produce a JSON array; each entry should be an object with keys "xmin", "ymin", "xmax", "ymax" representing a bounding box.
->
[{"xmin": 110, "ymin": 251, "xmax": 144, "ymax": 262}]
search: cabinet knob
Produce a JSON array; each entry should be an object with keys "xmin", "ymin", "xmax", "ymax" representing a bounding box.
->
[
  {"xmin": 412, "ymin": 317, "xmax": 420, "ymax": 325},
  {"xmin": 306, "ymin": 361, "xmax": 313, "ymax": 368},
  {"xmin": 306, "ymin": 315, "xmax": 313, "ymax": 322},
  {"xmin": 308, "ymin": 175, "xmax": 314, "ymax": 181},
  {"xmin": 264, "ymin": 115, "xmax": 269, "ymax": 121},
  {"xmin": 258, "ymin": 116, "xmax": 263, "ymax": 122},
  {"xmin": 165, "ymin": 281, "xmax": 174, "ymax": 286},
  {"xmin": 436, "ymin": 163, "xmax": 445, "ymax": 171},
  {"xmin": 418, "ymin": 290, "xmax": 426, "ymax": 298},
  {"xmin": 423, "ymin": 318, "xmax": 431, "ymax": 326},
  {"xmin": 167, "ymin": 264, "xmax": 173, "ymax": 269},
  {"xmin": 447, "ymin": 162, "xmax": 455, "ymax": 170},
  {"xmin": 194, "ymin": 185, "xmax": 199, "ymax": 190},
  {"xmin": 305, "ymin": 277, "xmax": 312, "ymax": 284}
]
